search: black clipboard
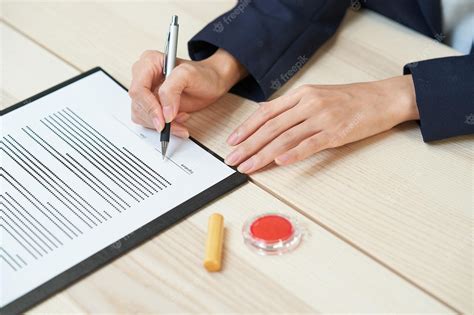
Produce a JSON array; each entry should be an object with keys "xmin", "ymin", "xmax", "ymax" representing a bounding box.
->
[{"xmin": 1, "ymin": 67, "xmax": 248, "ymax": 314}]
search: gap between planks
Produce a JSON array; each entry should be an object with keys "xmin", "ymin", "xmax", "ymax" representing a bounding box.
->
[{"xmin": 1, "ymin": 16, "xmax": 461, "ymax": 315}]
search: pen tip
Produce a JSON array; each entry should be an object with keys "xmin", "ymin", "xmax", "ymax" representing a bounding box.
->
[{"xmin": 161, "ymin": 141, "xmax": 168, "ymax": 160}]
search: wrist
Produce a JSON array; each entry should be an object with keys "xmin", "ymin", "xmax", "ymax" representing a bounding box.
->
[
  {"xmin": 201, "ymin": 48, "xmax": 247, "ymax": 93},
  {"xmin": 379, "ymin": 75, "xmax": 419, "ymax": 125}
]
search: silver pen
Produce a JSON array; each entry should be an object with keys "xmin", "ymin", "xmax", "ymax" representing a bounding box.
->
[{"xmin": 161, "ymin": 15, "xmax": 179, "ymax": 159}]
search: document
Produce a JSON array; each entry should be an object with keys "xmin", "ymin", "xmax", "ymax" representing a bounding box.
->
[{"xmin": 0, "ymin": 70, "xmax": 235, "ymax": 307}]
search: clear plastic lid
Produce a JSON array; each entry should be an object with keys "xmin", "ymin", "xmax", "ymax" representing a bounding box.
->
[{"xmin": 242, "ymin": 213, "xmax": 302, "ymax": 255}]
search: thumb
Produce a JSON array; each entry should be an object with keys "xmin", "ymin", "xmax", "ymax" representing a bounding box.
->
[{"xmin": 158, "ymin": 64, "xmax": 192, "ymax": 123}]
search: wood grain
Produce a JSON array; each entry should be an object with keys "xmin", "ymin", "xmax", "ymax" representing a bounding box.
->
[
  {"xmin": 2, "ymin": 1, "xmax": 472, "ymax": 311},
  {"xmin": 26, "ymin": 183, "xmax": 455, "ymax": 314},
  {"xmin": 1, "ymin": 21, "xmax": 452, "ymax": 313}
]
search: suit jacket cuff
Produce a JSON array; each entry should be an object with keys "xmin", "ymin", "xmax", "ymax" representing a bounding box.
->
[
  {"xmin": 188, "ymin": 32, "xmax": 267, "ymax": 102},
  {"xmin": 404, "ymin": 55, "xmax": 474, "ymax": 142},
  {"xmin": 187, "ymin": 1, "xmax": 347, "ymax": 102}
]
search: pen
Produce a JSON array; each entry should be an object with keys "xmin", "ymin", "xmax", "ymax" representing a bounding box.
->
[{"xmin": 161, "ymin": 15, "xmax": 179, "ymax": 159}]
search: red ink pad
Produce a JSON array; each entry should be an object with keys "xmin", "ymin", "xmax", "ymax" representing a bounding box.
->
[
  {"xmin": 243, "ymin": 213, "xmax": 302, "ymax": 255},
  {"xmin": 250, "ymin": 215, "xmax": 293, "ymax": 242}
]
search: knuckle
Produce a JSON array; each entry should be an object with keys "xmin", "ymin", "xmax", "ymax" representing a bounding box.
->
[
  {"xmin": 293, "ymin": 150, "xmax": 304, "ymax": 161},
  {"xmin": 140, "ymin": 49, "xmax": 156, "ymax": 60},
  {"xmin": 310, "ymin": 92, "xmax": 324, "ymax": 104},
  {"xmin": 145, "ymin": 104, "xmax": 156, "ymax": 116},
  {"xmin": 131, "ymin": 60, "xmax": 140, "ymax": 73},
  {"xmin": 128, "ymin": 87, "xmax": 140, "ymax": 99},
  {"xmin": 298, "ymin": 84, "xmax": 313, "ymax": 94},
  {"xmin": 307, "ymin": 136, "xmax": 320, "ymax": 149},
  {"xmin": 310, "ymin": 87, "xmax": 324, "ymax": 97},
  {"xmin": 325, "ymin": 133, "xmax": 339, "ymax": 148},
  {"xmin": 258, "ymin": 102, "xmax": 273, "ymax": 120},
  {"xmin": 326, "ymin": 139, "xmax": 337, "ymax": 149},
  {"xmin": 262, "ymin": 119, "xmax": 279, "ymax": 134},
  {"xmin": 250, "ymin": 154, "xmax": 261, "ymax": 164},
  {"xmin": 298, "ymin": 99, "xmax": 315, "ymax": 113},
  {"xmin": 281, "ymin": 129, "xmax": 297, "ymax": 145},
  {"xmin": 177, "ymin": 63, "xmax": 196, "ymax": 76},
  {"xmin": 131, "ymin": 112, "xmax": 140, "ymax": 124},
  {"xmin": 318, "ymin": 109, "xmax": 333, "ymax": 122},
  {"xmin": 240, "ymin": 140, "xmax": 255, "ymax": 154},
  {"xmin": 253, "ymin": 154, "xmax": 266, "ymax": 167},
  {"xmin": 135, "ymin": 102, "xmax": 146, "ymax": 112},
  {"xmin": 291, "ymin": 147, "xmax": 305, "ymax": 161},
  {"xmin": 305, "ymin": 93, "xmax": 324, "ymax": 107},
  {"xmin": 158, "ymin": 86, "xmax": 169, "ymax": 101},
  {"xmin": 240, "ymin": 141, "xmax": 251, "ymax": 152},
  {"xmin": 141, "ymin": 57, "xmax": 155, "ymax": 70}
]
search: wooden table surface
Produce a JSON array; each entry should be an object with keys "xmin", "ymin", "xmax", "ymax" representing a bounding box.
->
[{"xmin": 1, "ymin": 1, "xmax": 472, "ymax": 313}]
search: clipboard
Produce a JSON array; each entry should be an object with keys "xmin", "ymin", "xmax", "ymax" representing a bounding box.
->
[{"xmin": 1, "ymin": 67, "xmax": 248, "ymax": 314}]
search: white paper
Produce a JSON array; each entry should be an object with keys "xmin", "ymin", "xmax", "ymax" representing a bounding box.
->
[{"xmin": 0, "ymin": 71, "xmax": 235, "ymax": 306}]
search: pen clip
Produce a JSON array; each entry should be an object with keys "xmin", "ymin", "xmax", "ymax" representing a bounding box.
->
[{"xmin": 163, "ymin": 32, "xmax": 170, "ymax": 76}]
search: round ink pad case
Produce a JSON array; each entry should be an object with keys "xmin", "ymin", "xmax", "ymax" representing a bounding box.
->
[{"xmin": 242, "ymin": 213, "xmax": 302, "ymax": 255}]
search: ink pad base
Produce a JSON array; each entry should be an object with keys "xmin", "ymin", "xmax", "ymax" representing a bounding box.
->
[{"xmin": 242, "ymin": 213, "xmax": 302, "ymax": 255}]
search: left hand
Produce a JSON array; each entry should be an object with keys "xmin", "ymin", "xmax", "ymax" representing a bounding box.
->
[{"xmin": 225, "ymin": 75, "xmax": 419, "ymax": 174}]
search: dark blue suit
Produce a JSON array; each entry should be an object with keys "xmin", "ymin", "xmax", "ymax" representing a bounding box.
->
[{"xmin": 187, "ymin": 0, "xmax": 474, "ymax": 142}]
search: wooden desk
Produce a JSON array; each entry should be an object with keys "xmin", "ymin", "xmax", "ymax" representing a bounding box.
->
[{"xmin": 1, "ymin": 1, "xmax": 472, "ymax": 313}]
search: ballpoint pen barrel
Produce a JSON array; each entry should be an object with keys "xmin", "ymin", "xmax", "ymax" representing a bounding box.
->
[
  {"xmin": 165, "ymin": 18, "xmax": 179, "ymax": 79},
  {"xmin": 161, "ymin": 15, "xmax": 179, "ymax": 159}
]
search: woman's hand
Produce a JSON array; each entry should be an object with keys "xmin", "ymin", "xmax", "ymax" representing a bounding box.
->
[
  {"xmin": 225, "ymin": 75, "xmax": 419, "ymax": 173},
  {"xmin": 129, "ymin": 48, "xmax": 247, "ymax": 137}
]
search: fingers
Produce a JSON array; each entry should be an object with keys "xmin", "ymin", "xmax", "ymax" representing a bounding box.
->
[
  {"xmin": 130, "ymin": 88, "xmax": 165, "ymax": 132},
  {"xmin": 236, "ymin": 121, "xmax": 318, "ymax": 173},
  {"xmin": 275, "ymin": 132, "xmax": 331, "ymax": 166},
  {"xmin": 131, "ymin": 101, "xmax": 153, "ymax": 126},
  {"xmin": 174, "ymin": 112, "xmax": 191, "ymax": 123},
  {"xmin": 158, "ymin": 64, "xmax": 194, "ymax": 123},
  {"xmin": 129, "ymin": 50, "xmax": 165, "ymax": 131},
  {"xmin": 131, "ymin": 111, "xmax": 190, "ymax": 138},
  {"xmin": 132, "ymin": 107, "xmax": 190, "ymax": 127},
  {"xmin": 170, "ymin": 122, "xmax": 189, "ymax": 138},
  {"xmin": 226, "ymin": 92, "xmax": 301, "ymax": 146},
  {"xmin": 225, "ymin": 105, "xmax": 305, "ymax": 167},
  {"xmin": 130, "ymin": 109, "xmax": 157, "ymax": 129}
]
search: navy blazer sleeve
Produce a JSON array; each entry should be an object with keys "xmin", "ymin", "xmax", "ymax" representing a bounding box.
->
[
  {"xmin": 404, "ymin": 55, "xmax": 474, "ymax": 142},
  {"xmin": 187, "ymin": 0, "xmax": 348, "ymax": 101},
  {"xmin": 188, "ymin": 0, "xmax": 473, "ymax": 142}
]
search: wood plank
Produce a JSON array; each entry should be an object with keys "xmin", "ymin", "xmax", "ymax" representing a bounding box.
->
[
  {"xmin": 1, "ymin": 21, "xmax": 452, "ymax": 313},
  {"xmin": 27, "ymin": 184, "xmax": 456, "ymax": 314},
  {"xmin": 0, "ymin": 23, "xmax": 77, "ymax": 108},
  {"xmin": 2, "ymin": 2, "xmax": 471, "ymax": 311}
]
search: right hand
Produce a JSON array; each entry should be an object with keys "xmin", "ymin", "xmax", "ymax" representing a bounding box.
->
[{"xmin": 129, "ymin": 49, "xmax": 247, "ymax": 137}]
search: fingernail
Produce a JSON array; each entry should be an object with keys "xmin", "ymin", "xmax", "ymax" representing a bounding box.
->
[
  {"xmin": 174, "ymin": 129, "xmax": 189, "ymax": 138},
  {"xmin": 227, "ymin": 131, "xmax": 240, "ymax": 145},
  {"xmin": 275, "ymin": 153, "xmax": 290, "ymax": 165},
  {"xmin": 163, "ymin": 106, "xmax": 173, "ymax": 123},
  {"xmin": 237, "ymin": 158, "xmax": 254, "ymax": 174},
  {"xmin": 152, "ymin": 117, "xmax": 163, "ymax": 131},
  {"xmin": 225, "ymin": 150, "xmax": 241, "ymax": 166},
  {"xmin": 177, "ymin": 112, "xmax": 190, "ymax": 122}
]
